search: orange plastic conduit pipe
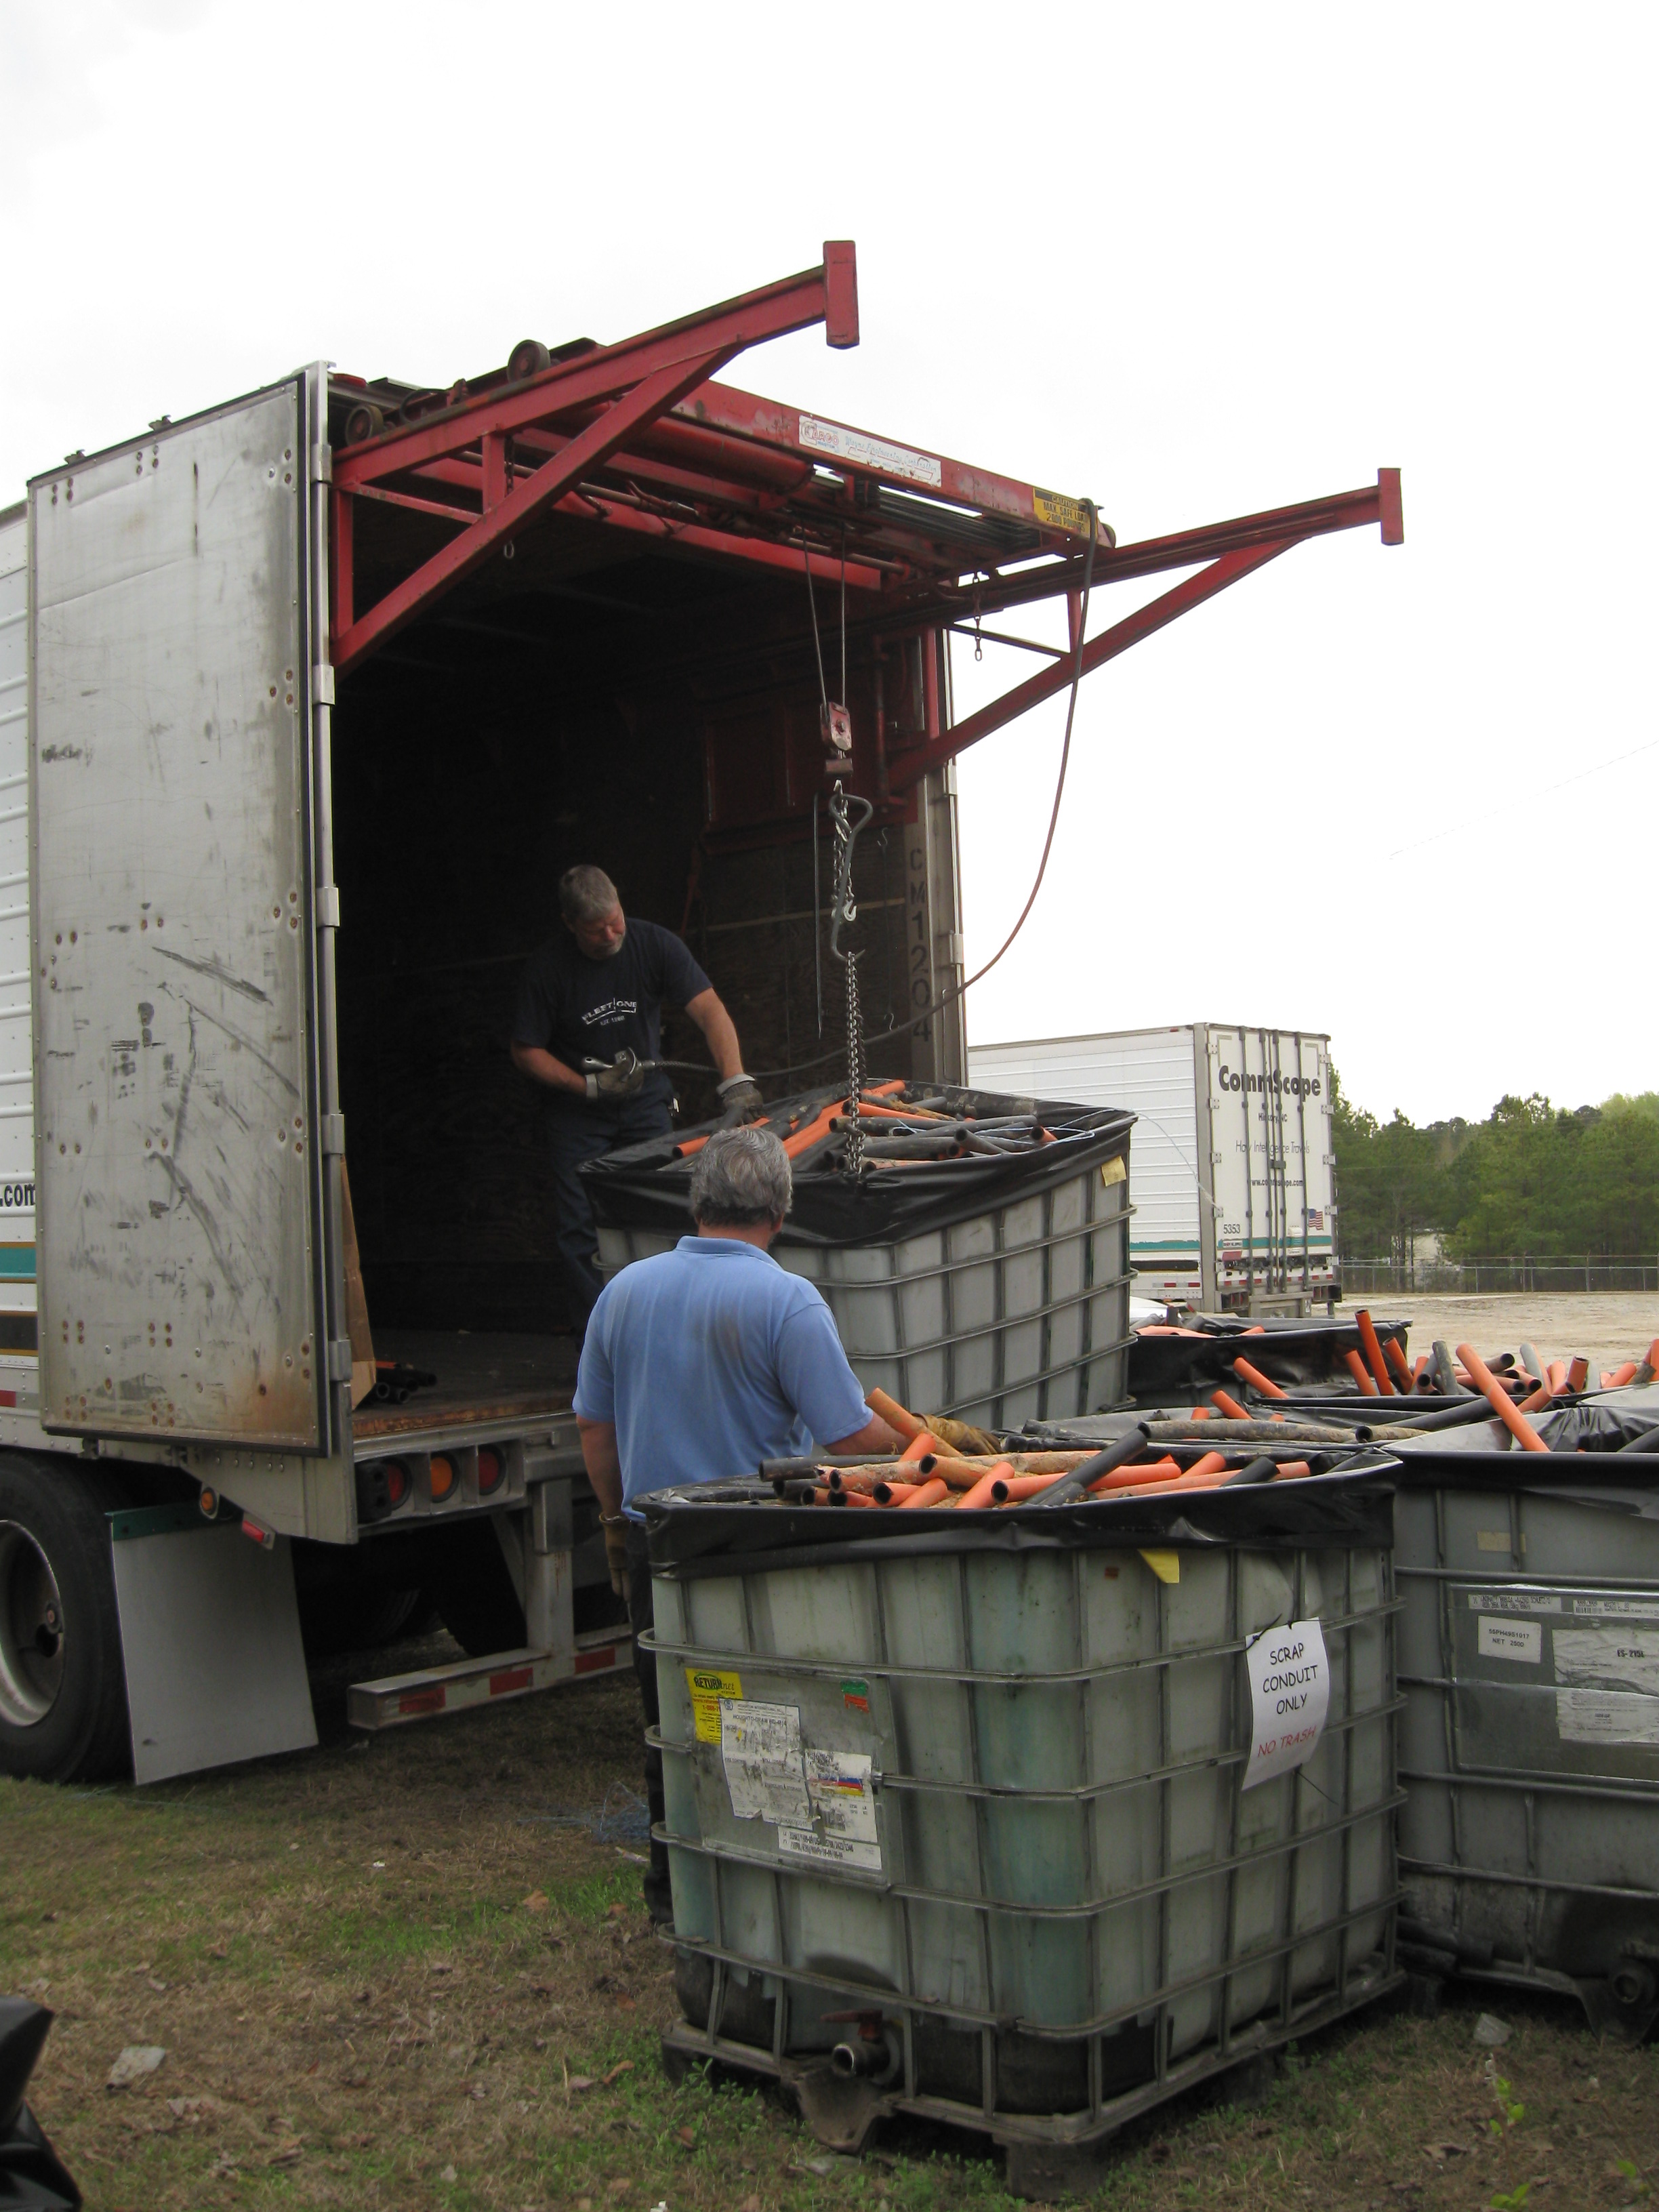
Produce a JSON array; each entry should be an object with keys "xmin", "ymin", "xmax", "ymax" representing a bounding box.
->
[{"xmin": 1457, "ymin": 1343, "xmax": 1550, "ymax": 1454}]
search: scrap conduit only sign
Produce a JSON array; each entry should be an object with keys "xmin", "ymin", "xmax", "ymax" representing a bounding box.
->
[{"xmin": 1242, "ymin": 1619, "xmax": 1331, "ymax": 1790}]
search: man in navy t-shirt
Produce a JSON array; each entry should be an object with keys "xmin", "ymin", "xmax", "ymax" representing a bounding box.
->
[{"xmin": 511, "ymin": 864, "xmax": 762, "ymax": 1330}]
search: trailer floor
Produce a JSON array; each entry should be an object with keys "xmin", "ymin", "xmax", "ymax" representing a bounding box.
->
[
  {"xmin": 3, "ymin": 1637, "xmax": 1654, "ymax": 2211},
  {"xmin": 353, "ymin": 1330, "xmax": 578, "ymax": 1443}
]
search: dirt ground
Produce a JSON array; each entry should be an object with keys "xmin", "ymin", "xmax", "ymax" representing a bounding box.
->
[
  {"xmin": 1355, "ymin": 1292, "xmax": 1659, "ymax": 1384},
  {"xmin": 5, "ymin": 1641, "xmax": 1657, "ymax": 2211}
]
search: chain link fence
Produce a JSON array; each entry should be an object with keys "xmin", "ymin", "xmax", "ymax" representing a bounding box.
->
[{"xmin": 1340, "ymin": 1254, "xmax": 1659, "ymax": 1294}]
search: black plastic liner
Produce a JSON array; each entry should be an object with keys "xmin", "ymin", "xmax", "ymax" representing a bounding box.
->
[
  {"xmin": 1382, "ymin": 1387, "xmax": 1659, "ymax": 1457},
  {"xmin": 1383, "ymin": 1447, "xmax": 1659, "ymax": 1518},
  {"xmin": 583, "ymin": 1082, "xmax": 1133, "ymax": 1251},
  {"xmin": 1128, "ymin": 1313, "xmax": 1410, "ymax": 1401},
  {"xmin": 641, "ymin": 1456, "xmax": 1398, "ymax": 1576}
]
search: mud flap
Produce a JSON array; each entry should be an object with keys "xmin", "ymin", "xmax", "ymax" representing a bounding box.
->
[{"xmin": 110, "ymin": 1505, "xmax": 317, "ymax": 1783}]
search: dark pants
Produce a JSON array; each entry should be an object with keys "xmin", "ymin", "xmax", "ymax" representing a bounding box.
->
[
  {"xmin": 626, "ymin": 1522, "xmax": 674, "ymax": 1925},
  {"xmin": 547, "ymin": 1094, "xmax": 674, "ymax": 1329}
]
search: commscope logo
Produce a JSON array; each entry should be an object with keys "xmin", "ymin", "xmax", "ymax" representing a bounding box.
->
[{"xmin": 1218, "ymin": 1065, "xmax": 1320, "ymax": 1099}]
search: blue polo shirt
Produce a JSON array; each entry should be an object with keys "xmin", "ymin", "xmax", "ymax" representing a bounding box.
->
[{"xmin": 573, "ymin": 1235, "xmax": 869, "ymax": 1510}]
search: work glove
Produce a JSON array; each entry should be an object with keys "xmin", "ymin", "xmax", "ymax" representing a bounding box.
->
[
  {"xmin": 586, "ymin": 1052, "xmax": 649, "ymax": 1103},
  {"xmin": 716, "ymin": 1073, "xmax": 764, "ymax": 1126},
  {"xmin": 601, "ymin": 1514, "xmax": 631, "ymax": 1601}
]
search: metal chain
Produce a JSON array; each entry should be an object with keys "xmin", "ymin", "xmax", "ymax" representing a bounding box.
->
[
  {"xmin": 827, "ymin": 777, "xmax": 872, "ymax": 1176},
  {"xmin": 843, "ymin": 949, "xmax": 865, "ymax": 1176}
]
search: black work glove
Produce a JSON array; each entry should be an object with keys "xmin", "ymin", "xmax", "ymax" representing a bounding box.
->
[
  {"xmin": 715, "ymin": 1074, "xmax": 764, "ymax": 1126},
  {"xmin": 587, "ymin": 1052, "xmax": 649, "ymax": 1102}
]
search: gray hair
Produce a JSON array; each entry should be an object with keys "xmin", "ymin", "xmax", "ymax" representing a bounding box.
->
[
  {"xmin": 560, "ymin": 864, "xmax": 620, "ymax": 924},
  {"xmin": 689, "ymin": 1126, "xmax": 793, "ymax": 1227}
]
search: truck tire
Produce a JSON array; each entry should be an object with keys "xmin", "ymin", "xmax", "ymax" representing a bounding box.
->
[
  {"xmin": 0, "ymin": 1456, "xmax": 131, "ymax": 1783},
  {"xmin": 428, "ymin": 1519, "xmax": 525, "ymax": 1658},
  {"xmin": 297, "ymin": 1578, "xmax": 434, "ymax": 1660}
]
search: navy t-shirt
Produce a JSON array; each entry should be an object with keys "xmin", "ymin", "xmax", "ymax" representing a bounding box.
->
[{"xmin": 512, "ymin": 919, "xmax": 712, "ymax": 1109}]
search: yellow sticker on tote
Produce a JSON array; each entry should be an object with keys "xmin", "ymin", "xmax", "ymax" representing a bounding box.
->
[{"xmin": 686, "ymin": 1666, "xmax": 743, "ymax": 1743}]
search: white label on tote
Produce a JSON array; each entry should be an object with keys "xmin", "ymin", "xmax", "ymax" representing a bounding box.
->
[
  {"xmin": 720, "ymin": 1700, "xmax": 811, "ymax": 1828},
  {"xmin": 1242, "ymin": 1620, "xmax": 1331, "ymax": 1790},
  {"xmin": 1556, "ymin": 1688, "xmax": 1659, "ymax": 1746},
  {"xmin": 804, "ymin": 1748, "xmax": 878, "ymax": 1846},
  {"xmin": 1555, "ymin": 1626, "xmax": 1659, "ymax": 1698},
  {"xmin": 779, "ymin": 1824, "xmax": 882, "ymax": 1872},
  {"xmin": 1468, "ymin": 1591, "xmax": 1562, "ymax": 1614},
  {"xmin": 1479, "ymin": 1617, "xmax": 1542, "ymax": 1664}
]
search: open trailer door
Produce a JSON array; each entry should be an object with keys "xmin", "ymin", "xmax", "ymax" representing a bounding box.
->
[{"xmin": 29, "ymin": 369, "xmax": 342, "ymax": 1453}]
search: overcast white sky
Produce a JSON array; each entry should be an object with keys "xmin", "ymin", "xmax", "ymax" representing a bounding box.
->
[{"xmin": 3, "ymin": 3, "xmax": 1652, "ymax": 1126}]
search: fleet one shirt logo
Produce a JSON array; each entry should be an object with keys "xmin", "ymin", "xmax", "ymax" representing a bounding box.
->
[{"xmin": 579, "ymin": 998, "xmax": 639, "ymax": 1027}]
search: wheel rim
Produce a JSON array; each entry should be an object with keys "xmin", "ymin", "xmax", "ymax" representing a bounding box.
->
[{"xmin": 0, "ymin": 1519, "xmax": 66, "ymax": 1727}]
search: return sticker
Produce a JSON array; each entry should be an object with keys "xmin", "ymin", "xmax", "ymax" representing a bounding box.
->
[
  {"xmin": 685, "ymin": 1666, "xmax": 743, "ymax": 1744},
  {"xmin": 1242, "ymin": 1620, "xmax": 1331, "ymax": 1791}
]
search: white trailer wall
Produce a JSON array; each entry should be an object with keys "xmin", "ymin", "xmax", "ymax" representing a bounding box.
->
[
  {"xmin": 968, "ymin": 1027, "xmax": 1204, "ymax": 1286},
  {"xmin": 0, "ymin": 510, "xmax": 35, "ymax": 1326},
  {"xmin": 969, "ymin": 1023, "xmax": 1336, "ymax": 1312}
]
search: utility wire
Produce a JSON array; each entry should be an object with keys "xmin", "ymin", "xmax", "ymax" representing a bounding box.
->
[{"xmin": 1387, "ymin": 733, "xmax": 1659, "ymax": 861}]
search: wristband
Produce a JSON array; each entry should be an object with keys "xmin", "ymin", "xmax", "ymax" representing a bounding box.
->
[
  {"xmin": 716, "ymin": 1072, "xmax": 752, "ymax": 1094},
  {"xmin": 584, "ymin": 1073, "xmax": 599, "ymax": 1101}
]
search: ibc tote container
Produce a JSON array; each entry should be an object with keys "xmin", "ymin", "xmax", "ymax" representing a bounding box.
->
[
  {"xmin": 642, "ymin": 1465, "xmax": 1402, "ymax": 2195},
  {"xmin": 586, "ymin": 1084, "xmax": 1135, "ymax": 1429},
  {"xmin": 1392, "ymin": 1422, "xmax": 1659, "ymax": 2041}
]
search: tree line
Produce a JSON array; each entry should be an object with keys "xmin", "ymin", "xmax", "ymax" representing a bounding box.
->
[{"xmin": 1332, "ymin": 1077, "xmax": 1659, "ymax": 1267}]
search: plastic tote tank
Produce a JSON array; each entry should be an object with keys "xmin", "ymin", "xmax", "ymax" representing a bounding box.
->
[
  {"xmin": 1392, "ymin": 1406, "xmax": 1659, "ymax": 2041},
  {"xmin": 642, "ymin": 1465, "xmax": 1401, "ymax": 2193},
  {"xmin": 586, "ymin": 1084, "xmax": 1135, "ymax": 1430}
]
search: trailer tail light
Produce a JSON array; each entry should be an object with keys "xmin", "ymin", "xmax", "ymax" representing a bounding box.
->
[
  {"xmin": 428, "ymin": 1454, "xmax": 457, "ymax": 1504},
  {"xmin": 356, "ymin": 1459, "xmax": 412, "ymax": 1522},
  {"xmin": 476, "ymin": 1448, "xmax": 504, "ymax": 1497}
]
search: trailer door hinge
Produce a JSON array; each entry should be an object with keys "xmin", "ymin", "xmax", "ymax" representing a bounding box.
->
[
  {"xmin": 314, "ymin": 884, "xmax": 340, "ymax": 928},
  {"xmin": 320, "ymin": 1113, "xmax": 346, "ymax": 1155},
  {"xmin": 326, "ymin": 1339, "xmax": 352, "ymax": 1384},
  {"xmin": 312, "ymin": 442, "xmax": 333, "ymax": 483},
  {"xmin": 940, "ymin": 930, "xmax": 966, "ymax": 964},
  {"xmin": 312, "ymin": 664, "xmax": 335, "ymax": 706}
]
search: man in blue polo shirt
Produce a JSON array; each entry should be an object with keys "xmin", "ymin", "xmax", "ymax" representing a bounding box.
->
[{"xmin": 573, "ymin": 1125, "xmax": 901, "ymax": 1923}]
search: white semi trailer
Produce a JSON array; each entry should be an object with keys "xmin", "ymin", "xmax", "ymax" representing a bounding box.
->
[
  {"xmin": 0, "ymin": 247, "xmax": 1396, "ymax": 1787},
  {"xmin": 0, "ymin": 353, "xmax": 977, "ymax": 1783},
  {"xmin": 968, "ymin": 1025, "xmax": 1338, "ymax": 1315}
]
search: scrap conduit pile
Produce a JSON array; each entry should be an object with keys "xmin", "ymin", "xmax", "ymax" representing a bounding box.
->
[
  {"xmin": 1198, "ymin": 1309, "xmax": 1659, "ymax": 1457},
  {"xmin": 672, "ymin": 1079, "xmax": 1059, "ymax": 1172},
  {"xmin": 756, "ymin": 1387, "xmax": 1359, "ymax": 1510}
]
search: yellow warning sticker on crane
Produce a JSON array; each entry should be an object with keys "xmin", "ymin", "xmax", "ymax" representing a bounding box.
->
[
  {"xmin": 686, "ymin": 1666, "xmax": 743, "ymax": 1742},
  {"xmin": 1033, "ymin": 487, "xmax": 1090, "ymax": 534}
]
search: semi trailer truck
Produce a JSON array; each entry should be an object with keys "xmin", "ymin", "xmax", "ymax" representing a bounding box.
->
[
  {"xmin": 969, "ymin": 1025, "xmax": 1339, "ymax": 1315},
  {"xmin": 0, "ymin": 243, "xmax": 1399, "ymax": 1784}
]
